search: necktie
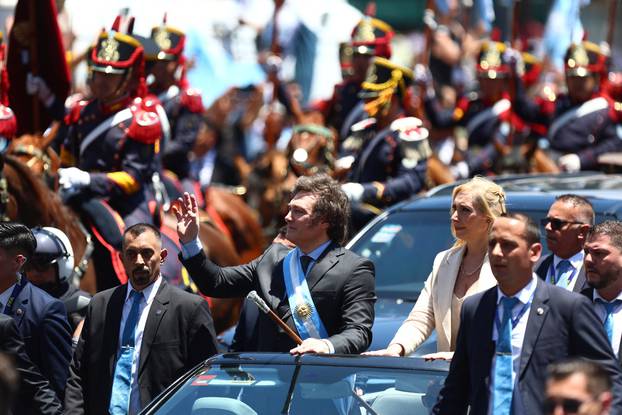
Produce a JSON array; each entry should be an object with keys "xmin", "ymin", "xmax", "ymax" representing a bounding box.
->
[
  {"xmin": 109, "ymin": 290, "xmax": 143, "ymax": 415},
  {"xmin": 596, "ymin": 298, "xmax": 622, "ymax": 343},
  {"xmin": 554, "ymin": 259, "xmax": 573, "ymax": 288},
  {"xmin": 300, "ymin": 255, "xmax": 313, "ymax": 275},
  {"xmin": 493, "ymin": 296, "xmax": 519, "ymax": 415}
]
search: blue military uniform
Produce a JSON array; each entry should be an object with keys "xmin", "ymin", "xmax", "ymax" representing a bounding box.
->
[
  {"xmin": 59, "ymin": 97, "xmax": 159, "ymax": 219},
  {"xmin": 515, "ymin": 41, "xmax": 621, "ymax": 171},
  {"xmin": 341, "ymin": 117, "xmax": 428, "ymax": 206},
  {"xmin": 424, "ymin": 41, "xmax": 529, "ymax": 176}
]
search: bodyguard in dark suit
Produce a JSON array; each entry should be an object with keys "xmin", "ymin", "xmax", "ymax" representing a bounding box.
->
[
  {"xmin": 175, "ymin": 174, "xmax": 376, "ymax": 355},
  {"xmin": 0, "ymin": 223, "xmax": 71, "ymax": 400},
  {"xmin": 0, "ymin": 314, "xmax": 62, "ymax": 415},
  {"xmin": 536, "ymin": 194, "xmax": 593, "ymax": 293},
  {"xmin": 434, "ymin": 213, "xmax": 622, "ymax": 415},
  {"xmin": 581, "ymin": 220, "xmax": 622, "ymax": 363},
  {"xmin": 65, "ymin": 223, "xmax": 219, "ymax": 415}
]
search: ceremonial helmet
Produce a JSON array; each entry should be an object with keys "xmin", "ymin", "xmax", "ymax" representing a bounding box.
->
[
  {"xmin": 90, "ymin": 17, "xmax": 144, "ymax": 76},
  {"xmin": 89, "ymin": 16, "xmax": 146, "ymax": 97},
  {"xmin": 359, "ymin": 57, "xmax": 413, "ymax": 116},
  {"xmin": 476, "ymin": 41, "xmax": 510, "ymax": 79},
  {"xmin": 564, "ymin": 41, "xmax": 607, "ymax": 77},
  {"xmin": 30, "ymin": 227, "xmax": 75, "ymax": 284},
  {"xmin": 350, "ymin": 17, "xmax": 394, "ymax": 59},
  {"xmin": 150, "ymin": 15, "xmax": 186, "ymax": 62}
]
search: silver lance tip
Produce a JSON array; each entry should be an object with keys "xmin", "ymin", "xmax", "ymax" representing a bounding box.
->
[{"xmin": 247, "ymin": 290, "xmax": 270, "ymax": 314}]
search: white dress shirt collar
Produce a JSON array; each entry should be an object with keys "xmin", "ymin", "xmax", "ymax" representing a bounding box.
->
[
  {"xmin": 496, "ymin": 274, "xmax": 537, "ymax": 306},
  {"xmin": 126, "ymin": 275, "xmax": 161, "ymax": 306}
]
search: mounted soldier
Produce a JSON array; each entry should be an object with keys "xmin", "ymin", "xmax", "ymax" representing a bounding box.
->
[
  {"xmin": 140, "ymin": 17, "xmax": 206, "ymax": 202},
  {"xmin": 422, "ymin": 40, "xmax": 530, "ymax": 178},
  {"xmin": 54, "ymin": 17, "xmax": 161, "ymax": 289},
  {"xmin": 319, "ymin": 15, "xmax": 394, "ymax": 142},
  {"xmin": 338, "ymin": 57, "xmax": 431, "ymax": 233},
  {"xmin": 516, "ymin": 41, "xmax": 621, "ymax": 172}
]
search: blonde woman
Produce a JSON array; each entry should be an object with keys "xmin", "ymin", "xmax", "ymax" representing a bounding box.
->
[{"xmin": 364, "ymin": 176, "xmax": 506, "ymax": 359}]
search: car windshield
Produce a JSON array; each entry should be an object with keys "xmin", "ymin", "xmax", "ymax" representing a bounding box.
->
[{"xmin": 150, "ymin": 361, "xmax": 445, "ymax": 415}]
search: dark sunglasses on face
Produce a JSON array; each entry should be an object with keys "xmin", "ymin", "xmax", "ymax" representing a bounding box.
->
[
  {"xmin": 543, "ymin": 397, "xmax": 585, "ymax": 414},
  {"xmin": 540, "ymin": 217, "xmax": 585, "ymax": 231}
]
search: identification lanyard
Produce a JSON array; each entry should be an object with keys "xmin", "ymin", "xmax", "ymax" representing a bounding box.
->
[
  {"xmin": 548, "ymin": 262, "xmax": 577, "ymax": 285},
  {"xmin": 494, "ymin": 295, "xmax": 533, "ymax": 332},
  {"xmin": 3, "ymin": 277, "xmax": 26, "ymax": 315}
]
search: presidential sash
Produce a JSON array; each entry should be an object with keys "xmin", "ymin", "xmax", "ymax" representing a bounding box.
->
[{"xmin": 283, "ymin": 249, "xmax": 328, "ymax": 340}]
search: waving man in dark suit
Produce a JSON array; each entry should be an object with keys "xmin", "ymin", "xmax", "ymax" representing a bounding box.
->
[
  {"xmin": 175, "ymin": 174, "xmax": 376, "ymax": 354},
  {"xmin": 433, "ymin": 213, "xmax": 622, "ymax": 415}
]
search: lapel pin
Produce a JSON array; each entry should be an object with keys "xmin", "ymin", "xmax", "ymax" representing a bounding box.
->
[
  {"xmin": 536, "ymin": 307, "xmax": 544, "ymax": 315},
  {"xmin": 155, "ymin": 309, "xmax": 162, "ymax": 315},
  {"xmin": 15, "ymin": 308, "xmax": 23, "ymax": 316}
]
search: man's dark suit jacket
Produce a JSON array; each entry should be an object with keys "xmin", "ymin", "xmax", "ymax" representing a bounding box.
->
[
  {"xmin": 181, "ymin": 242, "xmax": 376, "ymax": 354},
  {"xmin": 0, "ymin": 314, "xmax": 62, "ymax": 415},
  {"xmin": 433, "ymin": 278, "xmax": 622, "ymax": 415},
  {"xmin": 580, "ymin": 287, "xmax": 622, "ymax": 365},
  {"xmin": 64, "ymin": 279, "xmax": 219, "ymax": 415},
  {"xmin": 8, "ymin": 279, "xmax": 72, "ymax": 400},
  {"xmin": 535, "ymin": 253, "xmax": 587, "ymax": 293}
]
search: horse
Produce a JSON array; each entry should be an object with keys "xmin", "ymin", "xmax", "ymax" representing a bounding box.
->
[
  {"xmin": 0, "ymin": 152, "xmax": 98, "ymax": 293},
  {"xmin": 7, "ymin": 133, "xmax": 244, "ymax": 334}
]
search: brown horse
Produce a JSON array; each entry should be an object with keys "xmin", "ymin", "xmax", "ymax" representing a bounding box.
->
[
  {"xmin": 0, "ymin": 152, "xmax": 98, "ymax": 293},
  {"xmin": 7, "ymin": 133, "xmax": 244, "ymax": 334}
]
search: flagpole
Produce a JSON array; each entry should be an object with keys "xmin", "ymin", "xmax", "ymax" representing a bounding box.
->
[
  {"xmin": 28, "ymin": 0, "xmax": 40, "ymax": 133},
  {"xmin": 606, "ymin": 0, "xmax": 618, "ymax": 49}
]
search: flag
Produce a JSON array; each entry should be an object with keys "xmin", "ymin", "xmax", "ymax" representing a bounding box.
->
[
  {"xmin": 7, "ymin": 0, "xmax": 70, "ymax": 134},
  {"xmin": 543, "ymin": 0, "xmax": 590, "ymax": 70}
]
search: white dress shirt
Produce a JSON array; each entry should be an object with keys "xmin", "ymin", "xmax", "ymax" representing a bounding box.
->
[
  {"xmin": 593, "ymin": 289, "xmax": 622, "ymax": 357},
  {"xmin": 546, "ymin": 251, "xmax": 584, "ymax": 291},
  {"xmin": 118, "ymin": 276, "xmax": 162, "ymax": 415},
  {"xmin": 489, "ymin": 275, "xmax": 537, "ymax": 414}
]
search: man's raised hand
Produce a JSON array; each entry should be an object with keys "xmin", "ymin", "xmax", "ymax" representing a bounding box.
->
[{"xmin": 172, "ymin": 192, "xmax": 200, "ymax": 244}]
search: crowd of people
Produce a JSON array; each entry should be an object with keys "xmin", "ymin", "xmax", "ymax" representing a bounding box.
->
[{"xmin": 0, "ymin": 1, "xmax": 622, "ymax": 415}]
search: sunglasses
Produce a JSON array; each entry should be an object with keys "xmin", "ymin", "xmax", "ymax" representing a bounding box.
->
[
  {"xmin": 542, "ymin": 397, "xmax": 584, "ymax": 414},
  {"xmin": 540, "ymin": 217, "xmax": 585, "ymax": 231}
]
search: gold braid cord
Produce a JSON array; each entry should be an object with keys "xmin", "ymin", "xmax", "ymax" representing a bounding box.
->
[{"xmin": 362, "ymin": 69, "xmax": 403, "ymax": 117}]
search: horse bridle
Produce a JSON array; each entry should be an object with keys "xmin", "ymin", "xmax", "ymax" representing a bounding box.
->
[
  {"xmin": 0, "ymin": 174, "xmax": 10, "ymax": 222},
  {"xmin": 12, "ymin": 144, "xmax": 54, "ymax": 177}
]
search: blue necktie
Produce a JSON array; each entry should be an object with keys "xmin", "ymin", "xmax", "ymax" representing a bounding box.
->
[
  {"xmin": 493, "ymin": 296, "xmax": 519, "ymax": 415},
  {"xmin": 109, "ymin": 290, "xmax": 143, "ymax": 415},
  {"xmin": 596, "ymin": 298, "xmax": 622, "ymax": 344},
  {"xmin": 554, "ymin": 260, "xmax": 573, "ymax": 289}
]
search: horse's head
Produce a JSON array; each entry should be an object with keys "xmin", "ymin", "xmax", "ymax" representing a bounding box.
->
[
  {"xmin": 287, "ymin": 124, "xmax": 335, "ymax": 177},
  {"xmin": 7, "ymin": 122, "xmax": 61, "ymax": 184}
]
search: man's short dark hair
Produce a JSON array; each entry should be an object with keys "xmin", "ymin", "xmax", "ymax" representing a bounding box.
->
[
  {"xmin": 547, "ymin": 358, "xmax": 611, "ymax": 398},
  {"xmin": 0, "ymin": 222, "xmax": 36, "ymax": 259},
  {"xmin": 588, "ymin": 220, "xmax": 622, "ymax": 252},
  {"xmin": 502, "ymin": 212, "xmax": 541, "ymax": 246},
  {"xmin": 555, "ymin": 194, "xmax": 595, "ymax": 225},
  {"xmin": 292, "ymin": 174, "xmax": 350, "ymax": 245},
  {"xmin": 122, "ymin": 223, "xmax": 162, "ymax": 250}
]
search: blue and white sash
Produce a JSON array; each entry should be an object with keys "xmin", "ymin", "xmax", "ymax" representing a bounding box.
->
[{"xmin": 283, "ymin": 249, "xmax": 328, "ymax": 340}]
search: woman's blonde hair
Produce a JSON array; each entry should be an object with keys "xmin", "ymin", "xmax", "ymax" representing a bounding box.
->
[{"xmin": 450, "ymin": 176, "xmax": 507, "ymax": 248}]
